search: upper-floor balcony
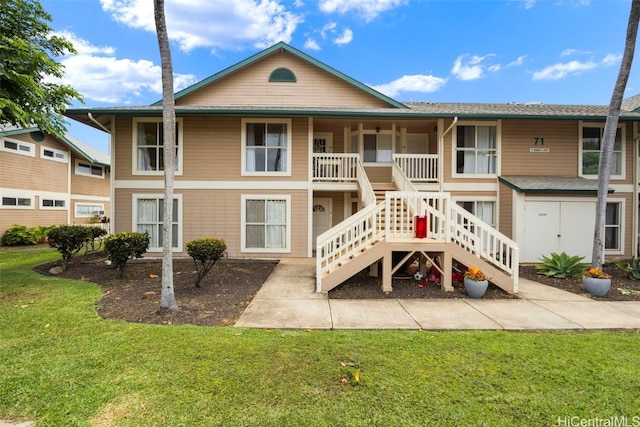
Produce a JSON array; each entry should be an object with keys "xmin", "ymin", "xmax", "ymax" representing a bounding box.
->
[{"xmin": 311, "ymin": 153, "xmax": 438, "ymax": 183}]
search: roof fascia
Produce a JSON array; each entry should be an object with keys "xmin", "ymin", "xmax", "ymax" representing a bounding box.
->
[{"xmin": 153, "ymin": 42, "xmax": 407, "ymax": 109}]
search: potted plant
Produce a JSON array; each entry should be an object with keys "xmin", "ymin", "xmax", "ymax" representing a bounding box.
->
[
  {"xmin": 582, "ymin": 267, "xmax": 611, "ymax": 297},
  {"xmin": 463, "ymin": 266, "xmax": 489, "ymax": 298}
]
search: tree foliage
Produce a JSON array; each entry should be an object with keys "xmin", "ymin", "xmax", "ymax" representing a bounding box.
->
[{"xmin": 0, "ymin": 0, "xmax": 82, "ymax": 136}]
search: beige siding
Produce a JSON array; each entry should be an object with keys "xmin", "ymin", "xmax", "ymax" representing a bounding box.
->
[
  {"xmin": 115, "ymin": 188, "xmax": 309, "ymax": 258},
  {"xmin": 364, "ymin": 166, "xmax": 392, "ymax": 184},
  {"xmin": 498, "ymin": 183, "xmax": 513, "ymax": 239},
  {"xmin": 1, "ymin": 209, "xmax": 66, "ymax": 237},
  {"xmin": 71, "ymin": 155, "xmax": 110, "ymax": 197},
  {"xmin": 178, "ymin": 50, "xmax": 393, "ymax": 108}
]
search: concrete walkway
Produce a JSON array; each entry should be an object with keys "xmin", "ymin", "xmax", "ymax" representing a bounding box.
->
[{"xmin": 235, "ymin": 258, "xmax": 640, "ymax": 330}]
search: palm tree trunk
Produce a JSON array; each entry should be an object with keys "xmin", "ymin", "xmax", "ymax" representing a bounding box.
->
[
  {"xmin": 592, "ymin": 0, "xmax": 640, "ymax": 267},
  {"xmin": 154, "ymin": 0, "xmax": 178, "ymax": 310}
]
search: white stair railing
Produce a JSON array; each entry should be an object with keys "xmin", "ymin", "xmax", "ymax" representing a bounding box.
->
[
  {"xmin": 312, "ymin": 153, "xmax": 359, "ymax": 181},
  {"xmin": 315, "ymin": 202, "xmax": 385, "ymax": 291}
]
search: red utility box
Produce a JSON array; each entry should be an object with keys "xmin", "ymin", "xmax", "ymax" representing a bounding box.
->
[{"xmin": 414, "ymin": 215, "xmax": 427, "ymax": 238}]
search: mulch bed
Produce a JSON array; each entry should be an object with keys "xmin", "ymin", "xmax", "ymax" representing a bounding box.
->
[{"xmin": 32, "ymin": 252, "xmax": 640, "ymax": 327}]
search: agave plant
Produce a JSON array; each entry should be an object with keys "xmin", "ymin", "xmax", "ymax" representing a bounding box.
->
[
  {"xmin": 616, "ymin": 257, "xmax": 640, "ymax": 280},
  {"xmin": 536, "ymin": 252, "xmax": 589, "ymax": 279}
]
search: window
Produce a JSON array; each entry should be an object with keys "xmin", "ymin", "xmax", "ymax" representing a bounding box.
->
[
  {"xmin": 242, "ymin": 119, "xmax": 291, "ymax": 175},
  {"xmin": 242, "ymin": 195, "xmax": 290, "ymax": 252},
  {"xmin": 133, "ymin": 119, "xmax": 182, "ymax": 174},
  {"xmin": 456, "ymin": 201, "xmax": 496, "ymax": 227},
  {"xmin": 41, "ymin": 146, "xmax": 68, "ymax": 163},
  {"xmin": 605, "ymin": 202, "xmax": 622, "ymax": 251},
  {"xmin": 363, "ymin": 133, "xmax": 392, "ymax": 163},
  {"xmin": 455, "ymin": 124, "xmax": 497, "ymax": 175},
  {"xmin": 1, "ymin": 139, "xmax": 35, "ymax": 157},
  {"xmin": 41, "ymin": 199, "xmax": 66, "ymax": 209},
  {"xmin": 76, "ymin": 161, "xmax": 104, "ymax": 178},
  {"xmin": 580, "ymin": 124, "xmax": 624, "ymax": 177},
  {"xmin": 2, "ymin": 196, "xmax": 32, "ymax": 208},
  {"xmin": 75, "ymin": 203, "xmax": 104, "ymax": 217},
  {"xmin": 134, "ymin": 195, "xmax": 181, "ymax": 250}
]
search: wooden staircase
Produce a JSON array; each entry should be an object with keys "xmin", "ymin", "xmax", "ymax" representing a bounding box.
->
[{"xmin": 315, "ymin": 160, "xmax": 519, "ymax": 295}]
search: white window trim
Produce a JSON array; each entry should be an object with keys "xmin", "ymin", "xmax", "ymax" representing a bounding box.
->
[
  {"xmin": 452, "ymin": 120, "xmax": 501, "ymax": 179},
  {"xmin": 132, "ymin": 194, "xmax": 183, "ymax": 252},
  {"xmin": 241, "ymin": 194, "xmax": 291, "ymax": 253},
  {"xmin": 241, "ymin": 118, "xmax": 292, "ymax": 177},
  {"xmin": 578, "ymin": 121, "xmax": 626, "ymax": 180},
  {"xmin": 1, "ymin": 138, "xmax": 35, "ymax": 157},
  {"xmin": 75, "ymin": 159, "xmax": 105, "ymax": 179},
  {"xmin": 1, "ymin": 193, "xmax": 34, "ymax": 210},
  {"xmin": 40, "ymin": 198, "xmax": 67, "ymax": 210},
  {"xmin": 132, "ymin": 118, "xmax": 183, "ymax": 176},
  {"xmin": 74, "ymin": 202, "xmax": 105, "ymax": 217},
  {"xmin": 40, "ymin": 146, "xmax": 68, "ymax": 163},
  {"xmin": 605, "ymin": 198, "xmax": 625, "ymax": 255}
]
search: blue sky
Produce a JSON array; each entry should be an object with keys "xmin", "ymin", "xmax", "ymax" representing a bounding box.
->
[{"xmin": 43, "ymin": 0, "xmax": 636, "ymax": 154}]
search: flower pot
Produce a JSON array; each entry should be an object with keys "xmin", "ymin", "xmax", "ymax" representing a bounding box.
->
[
  {"xmin": 582, "ymin": 277, "xmax": 611, "ymax": 297},
  {"xmin": 463, "ymin": 277, "xmax": 489, "ymax": 299}
]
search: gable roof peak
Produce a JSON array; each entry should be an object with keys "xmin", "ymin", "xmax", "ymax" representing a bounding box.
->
[{"xmin": 157, "ymin": 41, "xmax": 406, "ymax": 109}]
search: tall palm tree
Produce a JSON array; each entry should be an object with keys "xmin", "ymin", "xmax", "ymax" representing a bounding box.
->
[
  {"xmin": 592, "ymin": 0, "xmax": 640, "ymax": 267},
  {"xmin": 154, "ymin": 0, "xmax": 177, "ymax": 310}
]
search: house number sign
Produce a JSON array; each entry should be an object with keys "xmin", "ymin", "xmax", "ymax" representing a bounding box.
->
[{"xmin": 530, "ymin": 137, "xmax": 549, "ymax": 152}]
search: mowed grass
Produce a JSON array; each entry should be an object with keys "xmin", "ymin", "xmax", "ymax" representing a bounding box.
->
[{"xmin": 1, "ymin": 247, "xmax": 639, "ymax": 426}]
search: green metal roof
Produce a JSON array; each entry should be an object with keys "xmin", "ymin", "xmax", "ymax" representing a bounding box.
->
[
  {"xmin": 499, "ymin": 176, "xmax": 613, "ymax": 194},
  {"xmin": 153, "ymin": 41, "xmax": 407, "ymax": 109}
]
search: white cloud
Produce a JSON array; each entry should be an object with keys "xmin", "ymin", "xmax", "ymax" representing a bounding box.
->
[
  {"xmin": 523, "ymin": 0, "xmax": 536, "ymax": 9},
  {"xmin": 305, "ymin": 38, "xmax": 321, "ymax": 50},
  {"xmin": 334, "ymin": 28, "xmax": 353, "ymax": 45},
  {"xmin": 507, "ymin": 55, "xmax": 526, "ymax": 67},
  {"xmin": 371, "ymin": 74, "xmax": 447, "ymax": 98},
  {"xmin": 319, "ymin": 0, "xmax": 407, "ymax": 21},
  {"xmin": 56, "ymin": 32, "xmax": 197, "ymax": 103},
  {"xmin": 451, "ymin": 54, "xmax": 497, "ymax": 81},
  {"xmin": 100, "ymin": 0, "xmax": 304, "ymax": 52},
  {"xmin": 602, "ymin": 53, "xmax": 622, "ymax": 66},
  {"xmin": 532, "ymin": 60, "xmax": 597, "ymax": 80}
]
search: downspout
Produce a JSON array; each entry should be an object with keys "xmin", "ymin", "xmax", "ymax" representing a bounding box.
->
[{"xmin": 439, "ymin": 116, "xmax": 458, "ymax": 193}]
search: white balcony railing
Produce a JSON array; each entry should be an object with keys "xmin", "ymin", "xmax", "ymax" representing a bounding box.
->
[
  {"xmin": 393, "ymin": 154, "xmax": 438, "ymax": 182},
  {"xmin": 312, "ymin": 153, "xmax": 359, "ymax": 182}
]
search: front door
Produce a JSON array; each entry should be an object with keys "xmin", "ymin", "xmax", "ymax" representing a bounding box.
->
[{"xmin": 312, "ymin": 198, "xmax": 332, "ymax": 249}]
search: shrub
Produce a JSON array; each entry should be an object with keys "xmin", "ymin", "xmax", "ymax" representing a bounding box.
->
[
  {"xmin": 47, "ymin": 225, "xmax": 94, "ymax": 270},
  {"xmin": 186, "ymin": 237, "xmax": 227, "ymax": 287},
  {"xmin": 616, "ymin": 257, "xmax": 640, "ymax": 280},
  {"xmin": 536, "ymin": 252, "xmax": 589, "ymax": 279},
  {"xmin": 104, "ymin": 232, "xmax": 149, "ymax": 278},
  {"xmin": 85, "ymin": 226, "xmax": 108, "ymax": 253},
  {"xmin": 1, "ymin": 224, "xmax": 55, "ymax": 246}
]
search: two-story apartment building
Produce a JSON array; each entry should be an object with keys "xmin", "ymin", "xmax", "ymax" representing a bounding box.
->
[
  {"xmin": 0, "ymin": 126, "xmax": 111, "ymax": 238},
  {"xmin": 65, "ymin": 42, "xmax": 640, "ymax": 294}
]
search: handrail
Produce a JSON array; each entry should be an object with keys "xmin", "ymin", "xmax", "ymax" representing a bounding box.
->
[
  {"xmin": 356, "ymin": 160, "xmax": 376, "ymax": 207},
  {"xmin": 315, "ymin": 201, "xmax": 385, "ymax": 291}
]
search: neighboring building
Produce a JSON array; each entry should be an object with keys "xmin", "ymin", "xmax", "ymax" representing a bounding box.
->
[
  {"xmin": 65, "ymin": 42, "xmax": 640, "ymax": 293},
  {"xmin": 0, "ymin": 126, "xmax": 111, "ymax": 238}
]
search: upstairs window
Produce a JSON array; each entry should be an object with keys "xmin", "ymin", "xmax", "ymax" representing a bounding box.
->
[
  {"xmin": 580, "ymin": 124, "xmax": 624, "ymax": 178},
  {"xmin": 41, "ymin": 146, "xmax": 68, "ymax": 163},
  {"xmin": 455, "ymin": 124, "xmax": 497, "ymax": 175},
  {"xmin": 2, "ymin": 196, "xmax": 32, "ymax": 208},
  {"xmin": 363, "ymin": 133, "xmax": 392, "ymax": 163},
  {"xmin": 1, "ymin": 139, "xmax": 35, "ymax": 157},
  {"xmin": 41, "ymin": 199, "xmax": 66, "ymax": 209},
  {"xmin": 76, "ymin": 161, "xmax": 104, "ymax": 178},
  {"xmin": 133, "ymin": 118, "xmax": 182, "ymax": 174},
  {"xmin": 242, "ymin": 119, "xmax": 291, "ymax": 175}
]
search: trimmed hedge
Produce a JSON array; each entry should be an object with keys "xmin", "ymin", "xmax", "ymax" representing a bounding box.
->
[
  {"xmin": 104, "ymin": 232, "xmax": 150, "ymax": 278},
  {"xmin": 186, "ymin": 237, "xmax": 227, "ymax": 286}
]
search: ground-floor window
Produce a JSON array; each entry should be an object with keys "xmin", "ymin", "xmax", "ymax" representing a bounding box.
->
[
  {"xmin": 242, "ymin": 195, "xmax": 290, "ymax": 252},
  {"xmin": 134, "ymin": 195, "xmax": 181, "ymax": 250},
  {"xmin": 456, "ymin": 200, "xmax": 496, "ymax": 227},
  {"xmin": 75, "ymin": 203, "xmax": 104, "ymax": 217},
  {"xmin": 605, "ymin": 202, "xmax": 621, "ymax": 251},
  {"xmin": 41, "ymin": 198, "xmax": 66, "ymax": 209},
  {"xmin": 1, "ymin": 196, "xmax": 32, "ymax": 208}
]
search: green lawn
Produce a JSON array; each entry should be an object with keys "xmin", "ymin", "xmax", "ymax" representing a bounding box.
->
[{"xmin": 1, "ymin": 247, "xmax": 639, "ymax": 426}]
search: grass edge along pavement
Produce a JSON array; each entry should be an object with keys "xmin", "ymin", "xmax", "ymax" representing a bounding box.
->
[{"xmin": 1, "ymin": 247, "xmax": 640, "ymax": 426}]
